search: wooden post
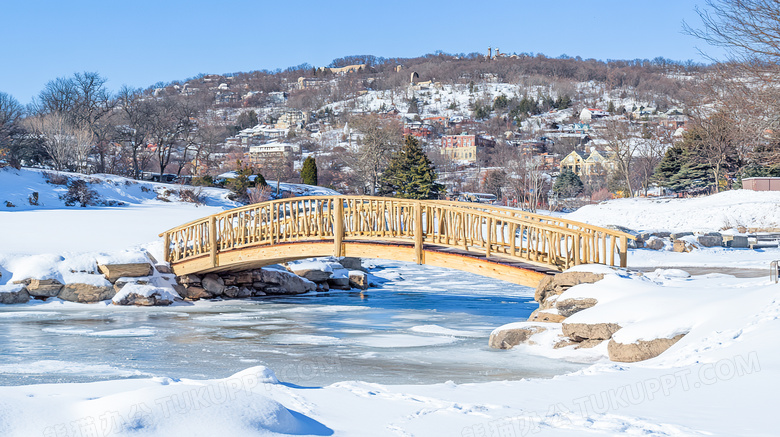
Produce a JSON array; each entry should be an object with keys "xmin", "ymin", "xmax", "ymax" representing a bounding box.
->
[
  {"xmin": 334, "ymin": 198, "xmax": 344, "ymax": 257},
  {"xmin": 162, "ymin": 232, "xmax": 170, "ymax": 263},
  {"xmin": 414, "ymin": 202, "xmax": 424, "ymax": 264},
  {"xmin": 574, "ymin": 234, "xmax": 580, "ymax": 265},
  {"xmin": 485, "ymin": 217, "xmax": 492, "ymax": 258},
  {"xmin": 620, "ymin": 236, "xmax": 628, "ymax": 268},
  {"xmin": 209, "ymin": 216, "xmax": 218, "ymax": 268}
]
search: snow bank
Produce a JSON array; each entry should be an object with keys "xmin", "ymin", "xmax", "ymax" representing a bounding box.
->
[
  {"xmin": 566, "ymin": 190, "xmax": 780, "ymax": 232},
  {"xmin": 0, "ymin": 366, "xmax": 332, "ymax": 437}
]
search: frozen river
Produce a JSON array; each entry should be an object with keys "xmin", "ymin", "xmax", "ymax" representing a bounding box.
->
[{"xmin": 0, "ymin": 260, "xmax": 583, "ymax": 386}]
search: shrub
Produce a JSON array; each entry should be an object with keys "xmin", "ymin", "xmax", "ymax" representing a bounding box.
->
[
  {"xmin": 4, "ymin": 200, "xmax": 15, "ymax": 207},
  {"xmin": 191, "ymin": 175, "xmax": 214, "ymax": 187},
  {"xmin": 179, "ymin": 188, "xmax": 205, "ymax": 205},
  {"xmin": 43, "ymin": 172, "xmax": 69, "ymax": 185},
  {"xmin": 247, "ymin": 185, "xmax": 273, "ymax": 204},
  {"xmin": 61, "ymin": 180, "xmax": 99, "ymax": 207},
  {"xmin": 28, "ymin": 192, "xmax": 39, "ymax": 206}
]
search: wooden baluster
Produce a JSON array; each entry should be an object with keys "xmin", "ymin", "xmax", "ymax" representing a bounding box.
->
[
  {"xmin": 485, "ymin": 217, "xmax": 492, "ymax": 258},
  {"xmin": 414, "ymin": 202, "xmax": 424, "ymax": 264}
]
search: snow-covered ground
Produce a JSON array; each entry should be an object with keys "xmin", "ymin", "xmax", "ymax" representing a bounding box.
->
[
  {"xmin": 566, "ymin": 190, "xmax": 780, "ymax": 233},
  {"xmin": 1, "ymin": 174, "xmax": 779, "ymax": 436}
]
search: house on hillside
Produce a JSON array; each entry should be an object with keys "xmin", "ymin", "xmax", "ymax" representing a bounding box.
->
[
  {"xmin": 579, "ymin": 108, "xmax": 609, "ymax": 122},
  {"xmin": 560, "ymin": 149, "xmax": 617, "ymax": 178},
  {"xmin": 246, "ymin": 142, "xmax": 301, "ymax": 165},
  {"xmin": 439, "ymin": 134, "xmax": 496, "ymax": 164}
]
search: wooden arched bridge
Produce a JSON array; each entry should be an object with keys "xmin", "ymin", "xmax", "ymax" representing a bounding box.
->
[{"xmin": 160, "ymin": 196, "xmax": 634, "ymax": 287}]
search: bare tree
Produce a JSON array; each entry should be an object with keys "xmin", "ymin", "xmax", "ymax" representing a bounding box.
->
[
  {"xmin": 116, "ymin": 86, "xmax": 154, "ymax": 179},
  {"xmin": 345, "ymin": 115, "xmax": 402, "ymax": 195},
  {"xmin": 24, "ymin": 112, "xmax": 92, "ymax": 171},
  {"xmin": 602, "ymin": 119, "xmax": 641, "ymax": 196}
]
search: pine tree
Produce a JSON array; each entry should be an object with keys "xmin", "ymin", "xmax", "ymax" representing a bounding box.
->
[
  {"xmin": 607, "ymin": 101, "xmax": 616, "ymax": 114},
  {"xmin": 300, "ymin": 156, "xmax": 318, "ymax": 186},
  {"xmin": 553, "ymin": 169, "xmax": 584, "ymax": 198},
  {"xmin": 380, "ymin": 135, "xmax": 443, "ymax": 199}
]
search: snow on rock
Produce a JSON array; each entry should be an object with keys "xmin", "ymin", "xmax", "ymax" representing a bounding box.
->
[
  {"xmin": 112, "ymin": 283, "xmax": 179, "ymax": 306},
  {"xmin": 566, "ymin": 190, "xmax": 780, "ymax": 233}
]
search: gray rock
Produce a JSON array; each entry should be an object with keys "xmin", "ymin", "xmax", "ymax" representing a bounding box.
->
[
  {"xmin": 97, "ymin": 263, "xmax": 152, "ymax": 283},
  {"xmin": 727, "ymin": 235, "xmax": 749, "ymax": 248},
  {"xmin": 328, "ymin": 277, "xmax": 351, "ymax": 290},
  {"xmin": 175, "ymin": 285, "xmax": 212, "ymax": 300},
  {"xmin": 287, "ymin": 267, "xmax": 332, "ymax": 283},
  {"xmin": 59, "ymin": 283, "xmax": 115, "ymax": 303},
  {"xmin": 651, "ymin": 231, "xmax": 672, "ymax": 238},
  {"xmin": 113, "ymin": 278, "xmax": 149, "ymax": 293},
  {"xmin": 223, "ymin": 285, "xmax": 253, "ymax": 299},
  {"xmin": 697, "ymin": 234, "xmax": 723, "ymax": 247},
  {"xmin": 556, "ymin": 297, "xmax": 598, "ymax": 318},
  {"xmin": 26, "ymin": 279, "xmax": 63, "ymax": 297},
  {"xmin": 562, "ymin": 322, "xmax": 622, "ymax": 341},
  {"xmin": 178, "ymin": 274, "xmax": 202, "ymax": 285},
  {"xmin": 608, "ymin": 334, "xmax": 686, "ymax": 362},
  {"xmin": 339, "ymin": 257, "xmax": 364, "ymax": 271},
  {"xmin": 644, "ymin": 237, "xmax": 666, "ymax": 251},
  {"xmin": 489, "ymin": 325, "xmax": 547, "ymax": 349},
  {"xmin": 201, "ymin": 274, "xmax": 226, "ymax": 295},
  {"xmin": 260, "ymin": 269, "xmax": 316, "ymax": 294},
  {"xmin": 113, "ymin": 289, "xmax": 173, "ymax": 306},
  {"xmin": 348, "ymin": 271, "xmax": 368, "ymax": 290},
  {"xmin": 0, "ymin": 286, "xmax": 30, "ymax": 304},
  {"xmin": 154, "ymin": 264, "xmax": 172, "ymax": 274},
  {"xmin": 670, "ymin": 232, "xmax": 693, "ymax": 240}
]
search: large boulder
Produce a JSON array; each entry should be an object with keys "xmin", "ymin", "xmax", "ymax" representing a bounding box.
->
[
  {"xmin": 112, "ymin": 284, "xmax": 175, "ymax": 306},
  {"xmin": 58, "ymin": 283, "xmax": 115, "ymax": 303},
  {"xmin": 673, "ymin": 239, "xmax": 696, "ymax": 253},
  {"xmin": 527, "ymin": 309, "xmax": 566, "ymax": 323},
  {"xmin": 223, "ymin": 286, "xmax": 253, "ymax": 299},
  {"xmin": 177, "ymin": 274, "xmax": 202, "ymax": 285},
  {"xmin": 670, "ymin": 232, "xmax": 694, "ymax": 240},
  {"xmin": 339, "ymin": 257, "xmax": 364, "ymax": 271},
  {"xmin": 608, "ymin": 334, "xmax": 686, "ymax": 362},
  {"xmin": 535, "ymin": 271, "xmax": 605, "ymax": 309},
  {"xmin": 174, "ymin": 285, "xmax": 212, "ymax": 300},
  {"xmin": 289, "ymin": 268, "xmax": 332, "ymax": 283},
  {"xmin": 0, "ymin": 285, "xmax": 30, "ymax": 304},
  {"xmin": 26, "ymin": 279, "xmax": 64, "ymax": 297},
  {"xmin": 97, "ymin": 263, "xmax": 152, "ymax": 283},
  {"xmin": 327, "ymin": 277, "xmax": 351, "ymax": 290},
  {"xmin": 562, "ymin": 322, "xmax": 622, "ymax": 341},
  {"xmin": 348, "ymin": 270, "xmax": 368, "ymax": 290},
  {"xmin": 260, "ymin": 269, "xmax": 316, "ymax": 294},
  {"xmin": 644, "ymin": 237, "xmax": 666, "ymax": 251},
  {"xmin": 201, "ymin": 273, "xmax": 226, "ymax": 295},
  {"xmin": 489, "ymin": 324, "xmax": 547, "ymax": 349},
  {"xmin": 556, "ymin": 297, "xmax": 598, "ymax": 318},
  {"xmin": 697, "ymin": 234, "xmax": 723, "ymax": 248}
]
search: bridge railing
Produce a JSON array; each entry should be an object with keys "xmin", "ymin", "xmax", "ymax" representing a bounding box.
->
[{"xmin": 160, "ymin": 196, "xmax": 634, "ymax": 271}]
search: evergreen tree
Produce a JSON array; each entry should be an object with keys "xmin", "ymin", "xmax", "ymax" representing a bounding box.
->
[
  {"xmin": 254, "ymin": 172, "xmax": 267, "ymax": 187},
  {"xmin": 607, "ymin": 101, "xmax": 616, "ymax": 114},
  {"xmin": 654, "ymin": 145, "xmax": 685, "ymax": 188},
  {"xmin": 300, "ymin": 156, "xmax": 318, "ymax": 186},
  {"xmin": 379, "ymin": 135, "xmax": 443, "ymax": 199},
  {"xmin": 553, "ymin": 169, "xmax": 584, "ymax": 198}
]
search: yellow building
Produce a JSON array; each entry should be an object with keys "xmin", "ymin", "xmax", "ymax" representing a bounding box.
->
[{"xmin": 560, "ymin": 150, "xmax": 616, "ymax": 177}]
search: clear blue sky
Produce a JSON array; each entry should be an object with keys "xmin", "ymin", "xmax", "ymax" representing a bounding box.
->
[{"xmin": 1, "ymin": 0, "xmax": 724, "ymax": 105}]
